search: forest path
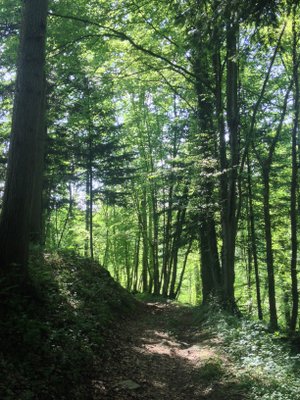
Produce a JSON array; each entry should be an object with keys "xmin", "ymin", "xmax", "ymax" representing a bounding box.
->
[{"xmin": 93, "ymin": 301, "xmax": 248, "ymax": 400}]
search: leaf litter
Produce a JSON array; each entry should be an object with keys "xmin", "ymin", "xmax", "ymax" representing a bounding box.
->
[{"xmin": 92, "ymin": 301, "xmax": 248, "ymax": 399}]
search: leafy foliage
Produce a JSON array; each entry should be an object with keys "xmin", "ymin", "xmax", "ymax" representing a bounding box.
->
[{"xmin": 203, "ymin": 307, "xmax": 300, "ymax": 400}]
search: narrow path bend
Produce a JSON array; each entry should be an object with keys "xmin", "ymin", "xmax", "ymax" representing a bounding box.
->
[{"xmin": 93, "ymin": 302, "xmax": 247, "ymax": 400}]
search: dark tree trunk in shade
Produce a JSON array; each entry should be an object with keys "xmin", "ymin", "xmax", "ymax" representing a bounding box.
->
[
  {"xmin": 193, "ymin": 15, "xmax": 222, "ymax": 305},
  {"xmin": 200, "ymin": 217, "xmax": 222, "ymax": 304},
  {"xmin": 29, "ymin": 78, "xmax": 47, "ymax": 245},
  {"xmin": 221, "ymin": 17, "xmax": 239, "ymax": 310},
  {"xmin": 0, "ymin": 0, "xmax": 48, "ymax": 277}
]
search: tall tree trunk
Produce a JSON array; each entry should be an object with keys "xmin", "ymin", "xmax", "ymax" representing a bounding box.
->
[
  {"xmin": 193, "ymin": 18, "xmax": 221, "ymax": 305},
  {"xmin": 262, "ymin": 166, "xmax": 278, "ymax": 330},
  {"xmin": 29, "ymin": 77, "xmax": 47, "ymax": 245},
  {"xmin": 57, "ymin": 182, "xmax": 73, "ymax": 248},
  {"xmin": 88, "ymin": 166, "xmax": 94, "ymax": 259},
  {"xmin": 132, "ymin": 232, "xmax": 140, "ymax": 293},
  {"xmin": 0, "ymin": 0, "xmax": 48, "ymax": 278},
  {"xmin": 150, "ymin": 185, "xmax": 160, "ymax": 295},
  {"xmin": 290, "ymin": 7, "xmax": 299, "ymax": 331},
  {"xmin": 140, "ymin": 190, "xmax": 149, "ymax": 292},
  {"xmin": 247, "ymin": 156, "xmax": 263, "ymax": 320},
  {"xmin": 169, "ymin": 183, "xmax": 190, "ymax": 298},
  {"xmin": 212, "ymin": 13, "xmax": 239, "ymax": 309},
  {"xmin": 162, "ymin": 183, "xmax": 174, "ymax": 297},
  {"xmin": 85, "ymin": 170, "xmax": 90, "ymax": 257},
  {"xmin": 254, "ymin": 76, "xmax": 293, "ymax": 329},
  {"xmin": 221, "ymin": 16, "xmax": 239, "ymax": 310},
  {"xmin": 125, "ymin": 240, "xmax": 131, "ymax": 290},
  {"xmin": 200, "ymin": 216, "xmax": 222, "ymax": 304},
  {"xmin": 86, "ymin": 82, "xmax": 94, "ymax": 259},
  {"xmin": 174, "ymin": 241, "xmax": 193, "ymax": 299}
]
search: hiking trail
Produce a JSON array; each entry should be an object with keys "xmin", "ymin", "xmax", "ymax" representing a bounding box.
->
[{"xmin": 93, "ymin": 302, "xmax": 247, "ymax": 399}]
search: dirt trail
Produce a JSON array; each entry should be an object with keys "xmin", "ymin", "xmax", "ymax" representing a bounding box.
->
[{"xmin": 93, "ymin": 302, "xmax": 247, "ymax": 400}]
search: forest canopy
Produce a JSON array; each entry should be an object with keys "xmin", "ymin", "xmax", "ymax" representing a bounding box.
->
[{"xmin": 0, "ymin": 0, "xmax": 300, "ymax": 333}]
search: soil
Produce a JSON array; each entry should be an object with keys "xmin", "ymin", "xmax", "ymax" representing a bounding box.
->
[{"xmin": 92, "ymin": 302, "xmax": 248, "ymax": 400}]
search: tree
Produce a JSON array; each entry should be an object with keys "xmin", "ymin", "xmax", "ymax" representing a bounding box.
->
[
  {"xmin": 0, "ymin": 0, "xmax": 49, "ymax": 279},
  {"xmin": 289, "ymin": 4, "xmax": 299, "ymax": 331},
  {"xmin": 1, "ymin": 0, "xmax": 299, "ymax": 330}
]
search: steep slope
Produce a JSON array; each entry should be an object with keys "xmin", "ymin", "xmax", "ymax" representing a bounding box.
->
[{"xmin": 0, "ymin": 251, "xmax": 137, "ymax": 399}]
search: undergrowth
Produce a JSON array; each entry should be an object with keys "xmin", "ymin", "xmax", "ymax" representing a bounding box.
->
[
  {"xmin": 0, "ymin": 251, "xmax": 136, "ymax": 400},
  {"xmin": 201, "ymin": 307, "xmax": 300, "ymax": 400}
]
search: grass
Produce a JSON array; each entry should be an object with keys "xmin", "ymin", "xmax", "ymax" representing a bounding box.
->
[{"xmin": 196, "ymin": 359, "xmax": 224, "ymax": 381}]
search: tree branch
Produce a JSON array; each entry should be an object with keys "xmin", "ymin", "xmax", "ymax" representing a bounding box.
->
[{"xmin": 48, "ymin": 11, "xmax": 195, "ymax": 81}]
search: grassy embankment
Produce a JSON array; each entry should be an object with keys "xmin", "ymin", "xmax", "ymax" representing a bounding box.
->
[{"xmin": 0, "ymin": 251, "xmax": 137, "ymax": 399}]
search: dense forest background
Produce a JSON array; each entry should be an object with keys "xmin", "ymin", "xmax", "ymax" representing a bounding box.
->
[{"xmin": 1, "ymin": 0, "xmax": 300, "ymax": 334}]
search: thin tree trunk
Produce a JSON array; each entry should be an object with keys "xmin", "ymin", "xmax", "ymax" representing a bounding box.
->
[
  {"xmin": 57, "ymin": 182, "xmax": 73, "ymax": 248},
  {"xmin": 162, "ymin": 184, "xmax": 174, "ymax": 297},
  {"xmin": 150, "ymin": 185, "xmax": 160, "ymax": 295},
  {"xmin": 132, "ymin": 232, "xmax": 140, "ymax": 293},
  {"xmin": 89, "ymin": 168, "xmax": 94, "ymax": 259},
  {"xmin": 103, "ymin": 229, "xmax": 109, "ymax": 268},
  {"xmin": 290, "ymin": 7, "xmax": 299, "ymax": 331},
  {"xmin": 84, "ymin": 138, "xmax": 93, "ymax": 258},
  {"xmin": 141, "ymin": 190, "xmax": 149, "ymax": 292},
  {"xmin": 87, "ymin": 82, "xmax": 94, "ymax": 259},
  {"xmin": 262, "ymin": 167, "xmax": 278, "ymax": 331},
  {"xmin": 253, "ymin": 77, "xmax": 294, "ymax": 329},
  {"xmin": 175, "ymin": 241, "xmax": 193, "ymax": 299},
  {"xmin": 246, "ymin": 194, "xmax": 252, "ymax": 297},
  {"xmin": 85, "ymin": 171, "xmax": 90, "ymax": 257},
  {"xmin": 169, "ymin": 185, "xmax": 189, "ymax": 298},
  {"xmin": 247, "ymin": 156, "xmax": 263, "ymax": 320},
  {"xmin": 125, "ymin": 240, "xmax": 131, "ymax": 290}
]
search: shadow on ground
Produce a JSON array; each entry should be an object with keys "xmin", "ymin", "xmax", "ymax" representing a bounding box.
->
[{"xmin": 93, "ymin": 302, "xmax": 248, "ymax": 400}]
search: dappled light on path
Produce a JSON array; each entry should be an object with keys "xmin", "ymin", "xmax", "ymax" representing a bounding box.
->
[
  {"xmin": 138, "ymin": 328, "xmax": 216, "ymax": 366},
  {"xmin": 93, "ymin": 302, "xmax": 247, "ymax": 399}
]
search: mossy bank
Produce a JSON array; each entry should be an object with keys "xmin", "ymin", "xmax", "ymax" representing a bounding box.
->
[{"xmin": 0, "ymin": 251, "xmax": 137, "ymax": 400}]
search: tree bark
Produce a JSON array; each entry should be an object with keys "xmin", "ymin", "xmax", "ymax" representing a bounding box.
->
[
  {"xmin": 162, "ymin": 183, "xmax": 174, "ymax": 297},
  {"xmin": 0, "ymin": 0, "xmax": 48, "ymax": 278},
  {"xmin": 221, "ymin": 16, "xmax": 239, "ymax": 310},
  {"xmin": 174, "ymin": 241, "xmax": 193, "ymax": 299},
  {"xmin": 29, "ymin": 76, "xmax": 47, "ymax": 245},
  {"xmin": 132, "ymin": 232, "xmax": 140, "ymax": 293},
  {"xmin": 253, "ymin": 77, "xmax": 293, "ymax": 330},
  {"xmin": 193, "ymin": 14, "xmax": 222, "ymax": 305},
  {"xmin": 169, "ymin": 184, "xmax": 190, "ymax": 298},
  {"xmin": 140, "ymin": 190, "xmax": 149, "ymax": 292},
  {"xmin": 290, "ymin": 6, "xmax": 299, "ymax": 331},
  {"xmin": 247, "ymin": 156, "xmax": 263, "ymax": 320},
  {"xmin": 262, "ymin": 166, "xmax": 278, "ymax": 331}
]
